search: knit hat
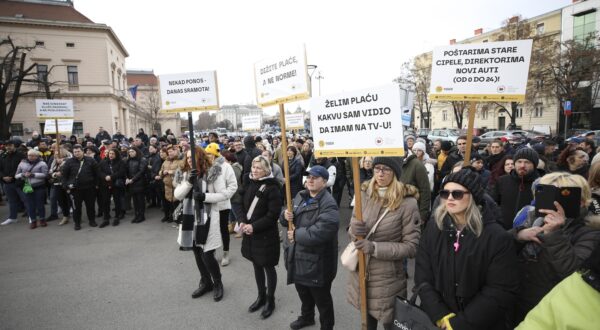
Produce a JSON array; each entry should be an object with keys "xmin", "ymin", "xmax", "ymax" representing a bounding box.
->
[
  {"xmin": 372, "ymin": 157, "xmax": 403, "ymax": 179},
  {"xmin": 441, "ymin": 141, "xmax": 453, "ymax": 152},
  {"xmin": 412, "ymin": 141, "xmax": 427, "ymax": 153},
  {"xmin": 205, "ymin": 143, "xmax": 220, "ymax": 157},
  {"xmin": 404, "ymin": 135, "xmax": 416, "ymax": 143},
  {"xmin": 514, "ymin": 147, "xmax": 539, "ymax": 168},
  {"xmin": 443, "ymin": 168, "xmax": 485, "ymax": 205}
]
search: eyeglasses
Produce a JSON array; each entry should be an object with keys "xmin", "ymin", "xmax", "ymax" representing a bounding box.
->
[
  {"xmin": 373, "ymin": 166, "xmax": 392, "ymax": 174},
  {"xmin": 439, "ymin": 190, "xmax": 470, "ymax": 200},
  {"xmin": 363, "ymin": 160, "xmax": 373, "ymax": 164}
]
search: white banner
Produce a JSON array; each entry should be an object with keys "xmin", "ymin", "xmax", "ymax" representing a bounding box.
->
[
  {"xmin": 285, "ymin": 113, "xmax": 305, "ymax": 129},
  {"xmin": 254, "ymin": 45, "xmax": 309, "ymax": 107},
  {"xmin": 311, "ymin": 85, "xmax": 404, "ymax": 157},
  {"xmin": 429, "ymin": 39, "xmax": 532, "ymax": 102},
  {"xmin": 159, "ymin": 71, "xmax": 220, "ymax": 113},
  {"xmin": 242, "ymin": 115, "xmax": 262, "ymax": 131},
  {"xmin": 44, "ymin": 119, "xmax": 73, "ymax": 134},
  {"xmin": 36, "ymin": 99, "xmax": 74, "ymax": 118}
]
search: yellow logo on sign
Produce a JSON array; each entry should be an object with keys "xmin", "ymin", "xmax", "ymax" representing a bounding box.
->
[
  {"xmin": 166, "ymin": 101, "xmax": 170, "ymax": 106},
  {"xmin": 318, "ymin": 140, "xmax": 325, "ymax": 147},
  {"xmin": 436, "ymin": 86, "xmax": 443, "ymax": 93}
]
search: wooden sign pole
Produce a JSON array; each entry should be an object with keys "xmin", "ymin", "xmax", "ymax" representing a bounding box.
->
[
  {"xmin": 352, "ymin": 157, "xmax": 368, "ymax": 330},
  {"xmin": 463, "ymin": 101, "xmax": 477, "ymax": 166},
  {"xmin": 55, "ymin": 118, "xmax": 61, "ymax": 158},
  {"xmin": 279, "ymin": 103, "xmax": 295, "ymax": 231}
]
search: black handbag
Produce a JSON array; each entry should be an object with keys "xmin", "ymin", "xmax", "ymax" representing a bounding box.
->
[{"xmin": 392, "ymin": 283, "xmax": 437, "ymax": 330}]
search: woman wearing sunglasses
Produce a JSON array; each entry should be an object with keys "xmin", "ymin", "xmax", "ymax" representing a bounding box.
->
[
  {"xmin": 347, "ymin": 157, "xmax": 421, "ymax": 330},
  {"xmin": 415, "ymin": 168, "xmax": 519, "ymax": 330}
]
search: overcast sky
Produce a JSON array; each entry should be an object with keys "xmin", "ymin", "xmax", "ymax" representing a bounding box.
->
[{"xmin": 76, "ymin": 0, "xmax": 570, "ymax": 115}]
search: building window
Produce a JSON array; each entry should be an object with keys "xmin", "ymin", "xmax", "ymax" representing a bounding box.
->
[
  {"xmin": 66, "ymin": 42, "xmax": 75, "ymax": 48},
  {"xmin": 73, "ymin": 122, "xmax": 83, "ymax": 135},
  {"xmin": 442, "ymin": 110, "xmax": 448, "ymax": 121},
  {"xmin": 67, "ymin": 66, "xmax": 79, "ymax": 90},
  {"xmin": 536, "ymin": 23, "xmax": 545, "ymax": 35},
  {"xmin": 37, "ymin": 64, "xmax": 48, "ymax": 90},
  {"xmin": 536, "ymin": 78, "xmax": 544, "ymax": 90},
  {"xmin": 573, "ymin": 11, "xmax": 596, "ymax": 43},
  {"xmin": 516, "ymin": 106, "xmax": 523, "ymax": 118},
  {"xmin": 10, "ymin": 123, "xmax": 23, "ymax": 137},
  {"xmin": 482, "ymin": 107, "xmax": 489, "ymax": 120},
  {"xmin": 35, "ymin": 41, "xmax": 45, "ymax": 47},
  {"xmin": 534, "ymin": 103, "xmax": 543, "ymax": 117}
]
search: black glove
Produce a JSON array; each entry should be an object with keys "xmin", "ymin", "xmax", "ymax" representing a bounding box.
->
[
  {"xmin": 188, "ymin": 169, "xmax": 198, "ymax": 183},
  {"xmin": 193, "ymin": 190, "xmax": 206, "ymax": 203}
]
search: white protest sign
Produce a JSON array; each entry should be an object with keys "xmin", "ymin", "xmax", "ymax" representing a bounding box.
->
[
  {"xmin": 401, "ymin": 107, "xmax": 412, "ymax": 127},
  {"xmin": 242, "ymin": 115, "xmax": 262, "ymax": 131},
  {"xmin": 254, "ymin": 45, "xmax": 309, "ymax": 107},
  {"xmin": 159, "ymin": 71, "xmax": 219, "ymax": 113},
  {"xmin": 429, "ymin": 39, "xmax": 532, "ymax": 102},
  {"xmin": 36, "ymin": 99, "xmax": 74, "ymax": 118},
  {"xmin": 311, "ymin": 85, "xmax": 404, "ymax": 157},
  {"xmin": 285, "ymin": 113, "xmax": 305, "ymax": 129},
  {"xmin": 44, "ymin": 119, "xmax": 73, "ymax": 134}
]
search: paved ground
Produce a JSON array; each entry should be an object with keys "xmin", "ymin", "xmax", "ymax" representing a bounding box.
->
[{"xmin": 0, "ymin": 194, "xmax": 414, "ymax": 330}]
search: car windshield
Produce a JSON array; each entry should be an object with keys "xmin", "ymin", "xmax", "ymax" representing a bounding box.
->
[{"xmin": 448, "ymin": 130, "xmax": 460, "ymax": 136}]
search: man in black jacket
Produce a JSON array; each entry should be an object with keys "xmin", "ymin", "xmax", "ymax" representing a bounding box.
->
[
  {"xmin": 490, "ymin": 147, "xmax": 540, "ymax": 230},
  {"xmin": 0, "ymin": 139, "xmax": 26, "ymax": 225},
  {"xmin": 440, "ymin": 136, "xmax": 467, "ymax": 177},
  {"xmin": 281, "ymin": 165, "xmax": 339, "ymax": 330},
  {"xmin": 62, "ymin": 145, "xmax": 99, "ymax": 230}
]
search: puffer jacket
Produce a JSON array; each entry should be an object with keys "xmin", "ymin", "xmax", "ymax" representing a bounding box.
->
[
  {"xmin": 61, "ymin": 156, "xmax": 98, "ymax": 190},
  {"xmin": 204, "ymin": 156, "xmax": 237, "ymax": 212},
  {"xmin": 280, "ymin": 188, "xmax": 339, "ymax": 287},
  {"xmin": 160, "ymin": 157, "xmax": 185, "ymax": 202},
  {"xmin": 346, "ymin": 184, "xmax": 421, "ymax": 324},
  {"xmin": 230, "ymin": 162, "xmax": 243, "ymax": 204},
  {"xmin": 15, "ymin": 159, "xmax": 48, "ymax": 188},
  {"xmin": 126, "ymin": 156, "xmax": 148, "ymax": 193},
  {"xmin": 400, "ymin": 154, "xmax": 432, "ymax": 222},
  {"xmin": 97, "ymin": 158, "xmax": 126, "ymax": 188},
  {"xmin": 490, "ymin": 169, "xmax": 540, "ymax": 229}
]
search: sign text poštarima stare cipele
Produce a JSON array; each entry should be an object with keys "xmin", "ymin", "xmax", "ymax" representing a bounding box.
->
[
  {"xmin": 36, "ymin": 99, "xmax": 74, "ymax": 119},
  {"xmin": 254, "ymin": 45, "xmax": 309, "ymax": 108},
  {"xmin": 44, "ymin": 119, "xmax": 74, "ymax": 134},
  {"xmin": 159, "ymin": 71, "xmax": 220, "ymax": 113},
  {"xmin": 311, "ymin": 85, "xmax": 404, "ymax": 157},
  {"xmin": 429, "ymin": 39, "xmax": 533, "ymax": 102}
]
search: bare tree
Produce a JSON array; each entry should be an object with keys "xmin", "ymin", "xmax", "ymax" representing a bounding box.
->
[
  {"xmin": 450, "ymin": 101, "xmax": 468, "ymax": 129},
  {"xmin": 144, "ymin": 89, "xmax": 161, "ymax": 135},
  {"xmin": 195, "ymin": 112, "xmax": 216, "ymax": 131},
  {"xmin": 395, "ymin": 56, "xmax": 433, "ymax": 128}
]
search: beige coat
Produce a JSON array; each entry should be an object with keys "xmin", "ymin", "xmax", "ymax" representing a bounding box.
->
[
  {"xmin": 160, "ymin": 157, "xmax": 184, "ymax": 202},
  {"xmin": 346, "ymin": 185, "xmax": 421, "ymax": 325}
]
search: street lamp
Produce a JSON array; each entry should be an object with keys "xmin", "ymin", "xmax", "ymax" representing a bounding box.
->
[
  {"xmin": 315, "ymin": 71, "xmax": 324, "ymax": 96},
  {"xmin": 307, "ymin": 64, "xmax": 317, "ymax": 96}
]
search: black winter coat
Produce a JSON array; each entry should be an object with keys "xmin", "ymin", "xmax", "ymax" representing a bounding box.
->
[
  {"xmin": 61, "ymin": 156, "xmax": 98, "ymax": 190},
  {"xmin": 0, "ymin": 150, "xmax": 25, "ymax": 180},
  {"xmin": 287, "ymin": 157, "xmax": 304, "ymax": 200},
  {"xmin": 415, "ymin": 199, "xmax": 519, "ymax": 330},
  {"xmin": 241, "ymin": 176, "xmax": 283, "ymax": 267},
  {"xmin": 490, "ymin": 169, "xmax": 539, "ymax": 229},
  {"xmin": 126, "ymin": 156, "xmax": 148, "ymax": 193},
  {"xmin": 97, "ymin": 158, "xmax": 126, "ymax": 188},
  {"xmin": 148, "ymin": 152, "xmax": 163, "ymax": 178},
  {"xmin": 439, "ymin": 149, "xmax": 464, "ymax": 179},
  {"xmin": 280, "ymin": 189, "xmax": 339, "ymax": 287}
]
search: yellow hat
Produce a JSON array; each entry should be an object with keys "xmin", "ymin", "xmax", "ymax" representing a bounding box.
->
[{"xmin": 205, "ymin": 143, "xmax": 220, "ymax": 157}]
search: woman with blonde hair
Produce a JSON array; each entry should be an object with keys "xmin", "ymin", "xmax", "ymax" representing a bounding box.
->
[
  {"xmin": 347, "ymin": 157, "xmax": 421, "ymax": 329},
  {"xmin": 415, "ymin": 168, "xmax": 519, "ymax": 330}
]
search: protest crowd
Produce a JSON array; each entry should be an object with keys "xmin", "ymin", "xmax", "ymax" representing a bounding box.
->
[{"xmin": 1, "ymin": 126, "xmax": 599, "ymax": 330}]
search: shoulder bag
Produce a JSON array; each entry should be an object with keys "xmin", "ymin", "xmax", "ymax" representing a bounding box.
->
[
  {"xmin": 392, "ymin": 283, "xmax": 437, "ymax": 330},
  {"xmin": 340, "ymin": 207, "xmax": 390, "ymax": 272}
]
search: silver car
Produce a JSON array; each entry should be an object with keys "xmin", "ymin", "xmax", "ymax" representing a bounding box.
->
[{"xmin": 427, "ymin": 129, "xmax": 461, "ymax": 144}]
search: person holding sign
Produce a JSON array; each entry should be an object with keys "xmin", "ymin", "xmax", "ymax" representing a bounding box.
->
[{"xmin": 347, "ymin": 157, "xmax": 421, "ymax": 330}]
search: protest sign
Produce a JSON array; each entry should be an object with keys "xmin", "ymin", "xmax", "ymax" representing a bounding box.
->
[
  {"xmin": 36, "ymin": 99, "xmax": 74, "ymax": 118},
  {"xmin": 311, "ymin": 85, "xmax": 404, "ymax": 157},
  {"xmin": 43, "ymin": 119, "xmax": 73, "ymax": 134},
  {"xmin": 285, "ymin": 113, "xmax": 305, "ymax": 129},
  {"xmin": 159, "ymin": 71, "xmax": 220, "ymax": 113},
  {"xmin": 254, "ymin": 45, "xmax": 309, "ymax": 107},
  {"xmin": 429, "ymin": 39, "xmax": 532, "ymax": 102},
  {"xmin": 242, "ymin": 115, "xmax": 261, "ymax": 131}
]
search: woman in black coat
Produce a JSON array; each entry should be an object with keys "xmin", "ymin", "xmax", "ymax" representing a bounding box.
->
[
  {"xmin": 240, "ymin": 155, "xmax": 283, "ymax": 319},
  {"xmin": 286, "ymin": 146, "xmax": 304, "ymax": 200},
  {"xmin": 415, "ymin": 169, "xmax": 519, "ymax": 330},
  {"xmin": 126, "ymin": 147, "xmax": 148, "ymax": 223},
  {"xmin": 97, "ymin": 148, "xmax": 127, "ymax": 227},
  {"xmin": 147, "ymin": 145, "xmax": 163, "ymax": 208}
]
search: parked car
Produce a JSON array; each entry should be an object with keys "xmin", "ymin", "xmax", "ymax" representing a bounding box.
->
[
  {"xmin": 478, "ymin": 130, "xmax": 524, "ymax": 149},
  {"xmin": 566, "ymin": 130, "xmax": 600, "ymax": 142},
  {"xmin": 511, "ymin": 130, "xmax": 551, "ymax": 142},
  {"xmin": 427, "ymin": 129, "xmax": 461, "ymax": 144},
  {"xmin": 417, "ymin": 128, "xmax": 431, "ymax": 139}
]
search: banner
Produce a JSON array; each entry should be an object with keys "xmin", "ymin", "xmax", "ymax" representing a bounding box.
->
[
  {"xmin": 43, "ymin": 119, "xmax": 73, "ymax": 134},
  {"xmin": 159, "ymin": 71, "xmax": 220, "ymax": 113},
  {"xmin": 285, "ymin": 113, "xmax": 305, "ymax": 129},
  {"xmin": 429, "ymin": 39, "xmax": 532, "ymax": 102},
  {"xmin": 242, "ymin": 115, "xmax": 262, "ymax": 131},
  {"xmin": 254, "ymin": 45, "xmax": 309, "ymax": 107},
  {"xmin": 36, "ymin": 99, "xmax": 74, "ymax": 119},
  {"xmin": 311, "ymin": 85, "xmax": 404, "ymax": 157}
]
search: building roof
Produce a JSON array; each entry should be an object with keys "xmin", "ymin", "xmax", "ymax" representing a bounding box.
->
[
  {"xmin": 0, "ymin": 0, "xmax": 94, "ymax": 24},
  {"xmin": 127, "ymin": 72, "xmax": 158, "ymax": 86}
]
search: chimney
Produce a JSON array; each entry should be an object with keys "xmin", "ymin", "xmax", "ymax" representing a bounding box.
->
[
  {"xmin": 474, "ymin": 28, "xmax": 483, "ymax": 36},
  {"xmin": 509, "ymin": 16, "xmax": 519, "ymax": 24},
  {"xmin": 450, "ymin": 39, "xmax": 456, "ymax": 45}
]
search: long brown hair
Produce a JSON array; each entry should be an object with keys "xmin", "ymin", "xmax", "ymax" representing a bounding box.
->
[
  {"xmin": 588, "ymin": 162, "xmax": 600, "ymax": 190},
  {"xmin": 185, "ymin": 147, "xmax": 212, "ymax": 176}
]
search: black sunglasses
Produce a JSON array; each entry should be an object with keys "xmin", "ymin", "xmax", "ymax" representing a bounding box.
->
[{"xmin": 439, "ymin": 190, "xmax": 470, "ymax": 200}]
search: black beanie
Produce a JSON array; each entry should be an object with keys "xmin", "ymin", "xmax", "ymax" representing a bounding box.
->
[
  {"xmin": 443, "ymin": 169, "xmax": 485, "ymax": 205},
  {"xmin": 372, "ymin": 157, "xmax": 403, "ymax": 179},
  {"xmin": 441, "ymin": 141, "xmax": 452, "ymax": 152},
  {"xmin": 514, "ymin": 147, "xmax": 539, "ymax": 168}
]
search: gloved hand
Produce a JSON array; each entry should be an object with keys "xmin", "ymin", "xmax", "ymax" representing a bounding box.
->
[
  {"xmin": 193, "ymin": 190, "xmax": 205, "ymax": 202},
  {"xmin": 188, "ymin": 169, "xmax": 198, "ymax": 183},
  {"xmin": 354, "ymin": 239, "xmax": 374, "ymax": 255},
  {"xmin": 350, "ymin": 219, "xmax": 367, "ymax": 237}
]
